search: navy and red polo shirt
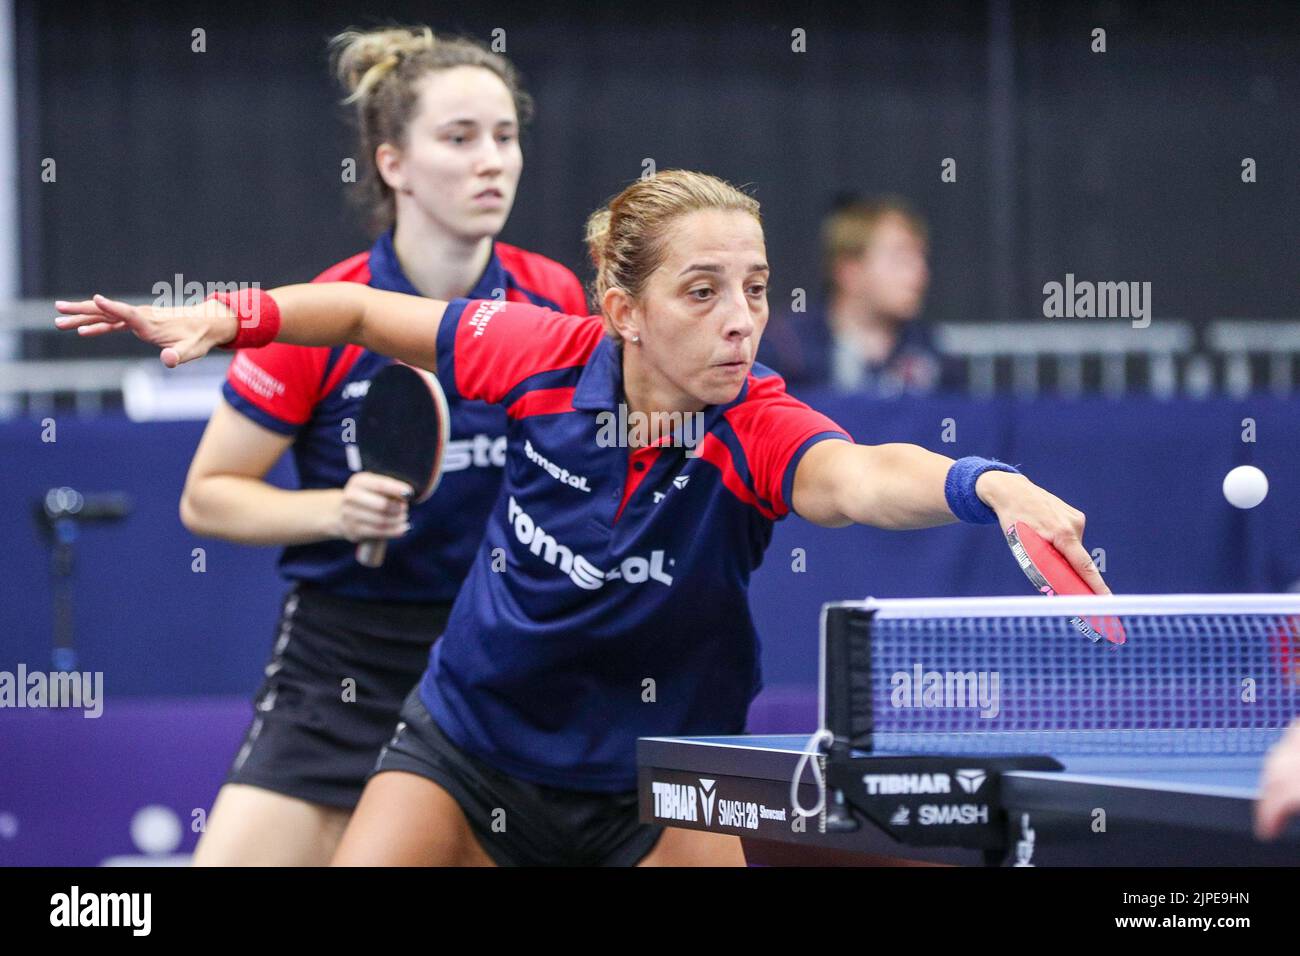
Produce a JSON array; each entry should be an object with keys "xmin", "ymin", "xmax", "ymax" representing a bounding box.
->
[
  {"xmin": 420, "ymin": 299, "xmax": 851, "ymax": 790},
  {"xmin": 221, "ymin": 231, "xmax": 587, "ymax": 603}
]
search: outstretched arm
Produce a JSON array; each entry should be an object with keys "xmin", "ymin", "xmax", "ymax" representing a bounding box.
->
[
  {"xmin": 54, "ymin": 284, "xmax": 449, "ymax": 372},
  {"xmin": 792, "ymin": 440, "xmax": 956, "ymax": 530},
  {"xmin": 791, "ymin": 440, "xmax": 1109, "ymax": 594}
]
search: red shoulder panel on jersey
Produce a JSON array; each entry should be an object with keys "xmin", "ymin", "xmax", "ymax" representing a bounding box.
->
[
  {"xmin": 505, "ymin": 386, "xmax": 578, "ymax": 420},
  {"xmin": 225, "ymin": 250, "xmax": 372, "ymax": 426},
  {"xmin": 225, "ymin": 344, "xmax": 332, "ymax": 426},
  {"xmin": 452, "ymin": 301, "xmax": 603, "ymax": 405},
  {"xmin": 312, "ymin": 252, "xmax": 372, "ymax": 284},
  {"xmin": 495, "ymin": 242, "xmax": 589, "ymax": 316},
  {"xmin": 721, "ymin": 372, "xmax": 851, "ymax": 515},
  {"xmin": 694, "ymin": 433, "xmax": 780, "ymax": 521}
]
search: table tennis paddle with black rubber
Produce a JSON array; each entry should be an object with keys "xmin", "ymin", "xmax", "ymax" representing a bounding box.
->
[
  {"xmin": 1005, "ymin": 520, "xmax": 1127, "ymax": 644},
  {"xmin": 354, "ymin": 363, "xmax": 450, "ymax": 568}
]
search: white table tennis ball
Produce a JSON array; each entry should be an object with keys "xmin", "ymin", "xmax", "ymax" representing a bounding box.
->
[
  {"xmin": 130, "ymin": 805, "xmax": 182, "ymax": 855},
  {"xmin": 1222, "ymin": 465, "xmax": 1269, "ymax": 509}
]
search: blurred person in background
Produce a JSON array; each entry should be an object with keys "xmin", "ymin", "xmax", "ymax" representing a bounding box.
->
[
  {"xmin": 179, "ymin": 26, "xmax": 586, "ymax": 866},
  {"xmin": 760, "ymin": 195, "xmax": 946, "ymax": 395}
]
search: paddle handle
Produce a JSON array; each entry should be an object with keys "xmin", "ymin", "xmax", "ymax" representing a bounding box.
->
[{"xmin": 356, "ymin": 538, "xmax": 388, "ymax": 568}]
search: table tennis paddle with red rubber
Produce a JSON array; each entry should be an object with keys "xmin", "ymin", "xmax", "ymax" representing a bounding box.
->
[
  {"xmin": 354, "ymin": 363, "xmax": 450, "ymax": 568},
  {"xmin": 1005, "ymin": 520, "xmax": 1127, "ymax": 644}
]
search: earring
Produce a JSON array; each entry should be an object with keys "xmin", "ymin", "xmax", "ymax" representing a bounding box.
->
[{"xmin": 631, "ymin": 334, "xmax": 640, "ymax": 343}]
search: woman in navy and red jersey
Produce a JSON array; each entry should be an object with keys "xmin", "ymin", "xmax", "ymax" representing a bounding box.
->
[
  {"xmin": 175, "ymin": 27, "xmax": 585, "ymax": 865},
  {"xmin": 60, "ymin": 171, "xmax": 1108, "ymax": 866}
]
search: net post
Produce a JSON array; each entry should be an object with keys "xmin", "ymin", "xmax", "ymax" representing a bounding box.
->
[{"xmin": 820, "ymin": 602, "xmax": 875, "ymax": 757}]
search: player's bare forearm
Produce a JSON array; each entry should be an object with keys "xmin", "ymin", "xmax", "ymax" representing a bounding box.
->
[
  {"xmin": 55, "ymin": 285, "xmax": 448, "ymax": 372},
  {"xmin": 792, "ymin": 441, "xmax": 960, "ymax": 529},
  {"xmin": 180, "ymin": 475, "xmax": 344, "ymax": 546},
  {"xmin": 270, "ymin": 283, "xmax": 447, "ymax": 372}
]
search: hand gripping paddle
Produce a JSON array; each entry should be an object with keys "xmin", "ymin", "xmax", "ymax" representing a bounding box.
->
[
  {"xmin": 1005, "ymin": 520, "xmax": 1126, "ymax": 644},
  {"xmin": 354, "ymin": 363, "xmax": 450, "ymax": 569}
]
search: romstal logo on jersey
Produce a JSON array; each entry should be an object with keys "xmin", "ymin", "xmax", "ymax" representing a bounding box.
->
[
  {"xmin": 507, "ymin": 497, "xmax": 673, "ymax": 590},
  {"xmin": 523, "ymin": 440, "xmax": 591, "ymax": 491}
]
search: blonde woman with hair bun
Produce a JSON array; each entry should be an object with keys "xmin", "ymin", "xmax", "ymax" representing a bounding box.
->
[{"xmin": 170, "ymin": 25, "xmax": 585, "ymax": 866}]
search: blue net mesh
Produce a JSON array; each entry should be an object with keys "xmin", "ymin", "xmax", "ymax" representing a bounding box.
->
[{"xmin": 866, "ymin": 612, "xmax": 1300, "ymax": 755}]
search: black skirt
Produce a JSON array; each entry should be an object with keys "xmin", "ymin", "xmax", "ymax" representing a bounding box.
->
[{"xmin": 225, "ymin": 584, "xmax": 450, "ymax": 809}]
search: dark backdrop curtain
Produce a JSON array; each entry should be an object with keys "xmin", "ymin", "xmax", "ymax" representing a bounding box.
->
[{"xmin": 18, "ymin": 0, "xmax": 1300, "ymax": 330}]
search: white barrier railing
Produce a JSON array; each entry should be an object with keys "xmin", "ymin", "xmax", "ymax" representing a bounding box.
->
[
  {"xmin": 934, "ymin": 320, "xmax": 1198, "ymax": 398},
  {"xmin": 0, "ymin": 299, "xmax": 231, "ymax": 419},
  {"xmin": 1207, "ymin": 321, "xmax": 1300, "ymax": 398}
]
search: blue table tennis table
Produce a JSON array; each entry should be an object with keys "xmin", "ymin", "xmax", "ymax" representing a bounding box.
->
[
  {"xmin": 637, "ymin": 734, "xmax": 1300, "ymax": 865},
  {"xmin": 638, "ymin": 596, "xmax": 1300, "ymax": 865}
]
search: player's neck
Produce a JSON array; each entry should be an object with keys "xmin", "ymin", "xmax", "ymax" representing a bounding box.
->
[
  {"xmin": 620, "ymin": 349, "xmax": 705, "ymax": 448},
  {"xmin": 391, "ymin": 216, "xmax": 495, "ymax": 302}
]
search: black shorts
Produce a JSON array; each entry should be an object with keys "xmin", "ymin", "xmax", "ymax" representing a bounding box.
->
[
  {"xmin": 376, "ymin": 687, "xmax": 664, "ymax": 866},
  {"xmin": 226, "ymin": 584, "xmax": 450, "ymax": 810}
]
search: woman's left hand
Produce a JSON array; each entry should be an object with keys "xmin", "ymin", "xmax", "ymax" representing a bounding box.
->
[
  {"xmin": 975, "ymin": 470, "xmax": 1110, "ymax": 595},
  {"xmin": 55, "ymin": 294, "xmax": 237, "ymax": 368}
]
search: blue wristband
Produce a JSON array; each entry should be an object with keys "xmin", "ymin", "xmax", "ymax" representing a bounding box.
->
[{"xmin": 945, "ymin": 457, "xmax": 1021, "ymax": 525}]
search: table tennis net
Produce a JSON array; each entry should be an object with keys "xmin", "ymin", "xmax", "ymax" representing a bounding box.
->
[{"xmin": 822, "ymin": 599, "xmax": 1300, "ymax": 756}]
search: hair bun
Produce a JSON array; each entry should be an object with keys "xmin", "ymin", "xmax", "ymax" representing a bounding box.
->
[{"xmin": 331, "ymin": 26, "xmax": 436, "ymax": 103}]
